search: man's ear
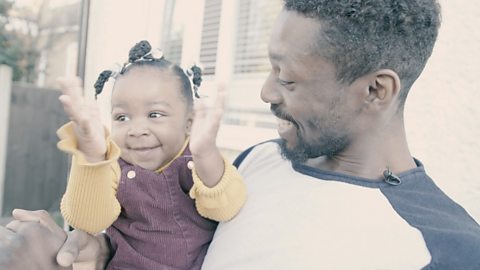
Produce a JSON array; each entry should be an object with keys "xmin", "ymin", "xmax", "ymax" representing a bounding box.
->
[{"xmin": 365, "ymin": 69, "xmax": 401, "ymax": 109}]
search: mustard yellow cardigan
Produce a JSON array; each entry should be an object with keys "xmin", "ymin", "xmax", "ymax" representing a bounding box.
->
[{"xmin": 57, "ymin": 122, "xmax": 247, "ymax": 234}]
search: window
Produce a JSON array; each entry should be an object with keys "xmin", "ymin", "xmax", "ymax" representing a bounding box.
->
[
  {"xmin": 161, "ymin": 0, "xmax": 188, "ymax": 65},
  {"xmin": 234, "ymin": 0, "xmax": 282, "ymax": 74},
  {"xmin": 199, "ymin": 0, "xmax": 222, "ymax": 76}
]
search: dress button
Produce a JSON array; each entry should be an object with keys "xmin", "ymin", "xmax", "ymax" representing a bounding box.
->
[{"xmin": 127, "ymin": 170, "xmax": 136, "ymax": 179}]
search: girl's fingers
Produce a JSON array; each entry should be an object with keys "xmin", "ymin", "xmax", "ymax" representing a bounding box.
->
[
  {"xmin": 193, "ymin": 98, "xmax": 208, "ymax": 119},
  {"xmin": 214, "ymin": 83, "xmax": 227, "ymax": 110},
  {"xmin": 58, "ymin": 77, "xmax": 80, "ymax": 96},
  {"xmin": 58, "ymin": 95, "xmax": 78, "ymax": 120},
  {"xmin": 208, "ymin": 83, "xmax": 226, "ymax": 124},
  {"xmin": 59, "ymin": 95, "xmax": 88, "ymax": 124},
  {"xmin": 58, "ymin": 77, "xmax": 95, "ymax": 126},
  {"xmin": 194, "ymin": 83, "xmax": 227, "ymax": 119},
  {"xmin": 57, "ymin": 77, "xmax": 85, "ymax": 107}
]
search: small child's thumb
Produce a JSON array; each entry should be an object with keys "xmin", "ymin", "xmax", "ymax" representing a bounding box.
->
[
  {"xmin": 56, "ymin": 235, "xmax": 81, "ymax": 267},
  {"xmin": 57, "ymin": 250, "xmax": 76, "ymax": 267}
]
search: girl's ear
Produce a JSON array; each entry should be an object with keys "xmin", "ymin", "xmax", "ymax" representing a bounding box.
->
[{"xmin": 185, "ymin": 112, "xmax": 194, "ymax": 135}]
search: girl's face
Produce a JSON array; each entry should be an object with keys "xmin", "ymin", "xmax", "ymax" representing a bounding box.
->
[{"xmin": 111, "ymin": 67, "xmax": 192, "ymax": 171}]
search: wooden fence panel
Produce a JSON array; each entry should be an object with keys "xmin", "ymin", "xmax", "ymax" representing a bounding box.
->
[{"xmin": 3, "ymin": 83, "xmax": 69, "ymax": 216}]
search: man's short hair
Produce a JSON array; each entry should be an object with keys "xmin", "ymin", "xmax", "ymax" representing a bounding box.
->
[{"xmin": 284, "ymin": 0, "xmax": 441, "ymax": 102}]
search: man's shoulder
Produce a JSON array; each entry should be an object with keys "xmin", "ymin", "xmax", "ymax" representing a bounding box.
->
[
  {"xmin": 384, "ymin": 168, "xmax": 480, "ymax": 268},
  {"xmin": 386, "ymin": 168, "xmax": 480, "ymax": 230},
  {"xmin": 233, "ymin": 139, "xmax": 282, "ymax": 169}
]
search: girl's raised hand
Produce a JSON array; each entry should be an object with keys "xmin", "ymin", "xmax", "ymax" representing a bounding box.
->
[
  {"xmin": 57, "ymin": 77, "xmax": 107, "ymax": 162},
  {"xmin": 188, "ymin": 83, "xmax": 227, "ymax": 187},
  {"xmin": 189, "ymin": 83, "xmax": 226, "ymax": 157}
]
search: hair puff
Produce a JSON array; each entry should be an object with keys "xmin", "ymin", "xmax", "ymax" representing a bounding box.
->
[
  {"xmin": 128, "ymin": 40, "xmax": 152, "ymax": 63},
  {"xmin": 94, "ymin": 70, "xmax": 112, "ymax": 98},
  {"xmin": 190, "ymin": 65, "xmax": 202, "ymax": 88}
]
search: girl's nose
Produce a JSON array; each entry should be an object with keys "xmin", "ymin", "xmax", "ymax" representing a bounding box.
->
[{"xmin": 127, "ymin": 120, "xmax": 151, "ymax": 137}]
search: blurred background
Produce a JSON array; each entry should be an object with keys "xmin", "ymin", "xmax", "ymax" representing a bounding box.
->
[{"xmin": 0, "ymin": 0, "xmax": 479, "ymax": 226}]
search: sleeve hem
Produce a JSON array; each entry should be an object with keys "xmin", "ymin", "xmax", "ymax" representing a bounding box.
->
[
  {"xmin": 189, "ymin": 157, "xmax": 240, "ymax": 198},
  {"xmin": 57, "ymin": 121, "xmax": 121, "ymax": 167},
  {"xmin": 189, "ymin": 156, "xmax": 247, "ymax": 222}
]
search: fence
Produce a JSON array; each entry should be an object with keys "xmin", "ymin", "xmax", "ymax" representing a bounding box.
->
[{"xmin": 0, "ymin": 65, "xmax": 69, "ymax": 216}]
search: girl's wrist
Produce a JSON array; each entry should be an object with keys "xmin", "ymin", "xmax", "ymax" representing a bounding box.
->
[
  {"xmin": 191, "ymin": 142, "xmax": 218, "ymax": 160},
  {"xmin": 79, "ymin": 145, "xmax": 107, "ymax": 163},
  {"xmin": 83, "ymin": 154, "xmax": 107, "ymax": 163}
]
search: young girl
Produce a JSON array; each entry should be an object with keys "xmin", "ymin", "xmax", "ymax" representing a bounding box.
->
[{"xmin": 57, "ymin": 40, "xmax": 246, "ymax": 269}]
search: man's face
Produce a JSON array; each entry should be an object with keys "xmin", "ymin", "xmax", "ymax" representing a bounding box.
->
[{"xmin": 262, "ymin": 10, "xmax": 364, "ymax": 162}]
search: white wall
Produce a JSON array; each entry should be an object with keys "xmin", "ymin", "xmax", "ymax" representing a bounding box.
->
[
  {"xmin": 405, "ymin": 0, "xmax": 480, "ymax": 221},
  {"xmin": 85, "ymin": 0, "xmax": 167, "ymax": 125}
]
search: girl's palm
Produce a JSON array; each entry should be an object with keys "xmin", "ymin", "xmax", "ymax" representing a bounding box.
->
[
  {"xmin": 189, "ymin": 84, "xmax": 226, "ymax": 157},
  {"xmin": 58, "ymin": 77, "xmax": 107, "ymax": 162}
]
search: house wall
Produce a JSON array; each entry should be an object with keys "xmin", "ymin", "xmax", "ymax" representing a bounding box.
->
[{"xmin": 84, "ymin": 0, "xmax": 480, "ymax": 222}]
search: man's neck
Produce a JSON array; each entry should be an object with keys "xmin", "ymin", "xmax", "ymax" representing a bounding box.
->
[{"xmin": 305, "ymin": 120, "xmax": 416, "ymax": 181}]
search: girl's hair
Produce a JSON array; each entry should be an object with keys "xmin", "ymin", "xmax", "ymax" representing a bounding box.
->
[{"xmin": 93, "ymin": 40, "xmax": 202, "ymax": 109}]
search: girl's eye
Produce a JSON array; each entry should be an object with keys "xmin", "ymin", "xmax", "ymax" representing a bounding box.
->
[
  {"xmin": 114, "ymin": 114, "xmax": 130, "ymax": 122},
  {"xmin": 149, "ymin": 112, "xmax": 164, "ymax": 118}
]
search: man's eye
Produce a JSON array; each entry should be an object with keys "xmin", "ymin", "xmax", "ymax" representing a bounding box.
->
[
  {"xmin": 149, "ymin": 112, "xmax": 164, "ymax": 118},
  {"xmin": 114, "ymin": 114, "xmax": 130, "ymax": 121},
  {"xmin": 278, "ymin": 79, "xmax": 294, "ymax": 86}
]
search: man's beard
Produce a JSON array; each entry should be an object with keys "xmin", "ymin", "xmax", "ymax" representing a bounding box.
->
[
  {"xmin": 278, "ymin": 124, "xmax": 349, "ymax": 163},
  {"xmin": 271, "ymin": 104, "xmax": 349, "ymax": 163}
]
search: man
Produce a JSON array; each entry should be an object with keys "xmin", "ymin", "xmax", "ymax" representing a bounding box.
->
[
  {"xmin": 201, "ymin": 1, "xmax": 480, "ymax": 269},
  {"xmin": 2, "ymin": 0, "xmax": 480, "ymax": 269}
]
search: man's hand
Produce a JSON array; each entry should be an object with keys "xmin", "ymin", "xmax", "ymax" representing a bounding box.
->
[
  {"xmin": 0, "ymin": 209, "xmax": 71, "ymax": 270},
  {"xmin": 7, "ymin": 209, "xmax": 111, "ymax": 270},
  {"xmin": 57, "ymin": 77, "xmax": 107, "ymax": 163}
]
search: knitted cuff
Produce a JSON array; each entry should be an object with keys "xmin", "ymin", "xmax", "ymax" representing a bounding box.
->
[
  {"xmin": 189, "ymin": 157, "xmax": 247, "ymax": 221},
  {"xmin": 57, "ymin": 121, "xmax": 121, "ymax": 166}
]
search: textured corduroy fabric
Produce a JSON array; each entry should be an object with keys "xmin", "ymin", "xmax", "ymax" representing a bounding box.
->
[{"xmin": 106, "ymin": 153, "xmax": 217, "ymax": 270}]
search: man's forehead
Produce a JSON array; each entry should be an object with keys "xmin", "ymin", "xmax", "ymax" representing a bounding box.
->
[
  {"xmin": 268, "ymin": 10, "xmax": 322, "ymax": 63},
  {"xmin": 267, "ymin": 37, "xmax": 319, "ymax": 70}
]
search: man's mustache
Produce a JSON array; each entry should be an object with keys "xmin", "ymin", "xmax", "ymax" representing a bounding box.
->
[{"xmin": 270, "ymin": 104, "xmax": 298, "ymax": 128}]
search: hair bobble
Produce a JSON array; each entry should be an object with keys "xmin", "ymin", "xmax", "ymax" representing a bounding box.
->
[
  {"xmin": 185, "ymin": 64, "xmax": 202, "ymax": 98},
  {"xmin": 94, "ymin": 70, "xmax": 113, "ymax": 99},
  {"xmin": 121, "ymin": 41, "xmax": 164, "ymax": 74},
  {"xmin": 128, "ymin": 40, "xmax": 152, "ymax": 63}
]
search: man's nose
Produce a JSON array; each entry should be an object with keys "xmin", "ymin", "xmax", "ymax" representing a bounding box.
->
[{"xmin": 260, "ymin": 75, "xmax": 283, "ymax": 104}]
